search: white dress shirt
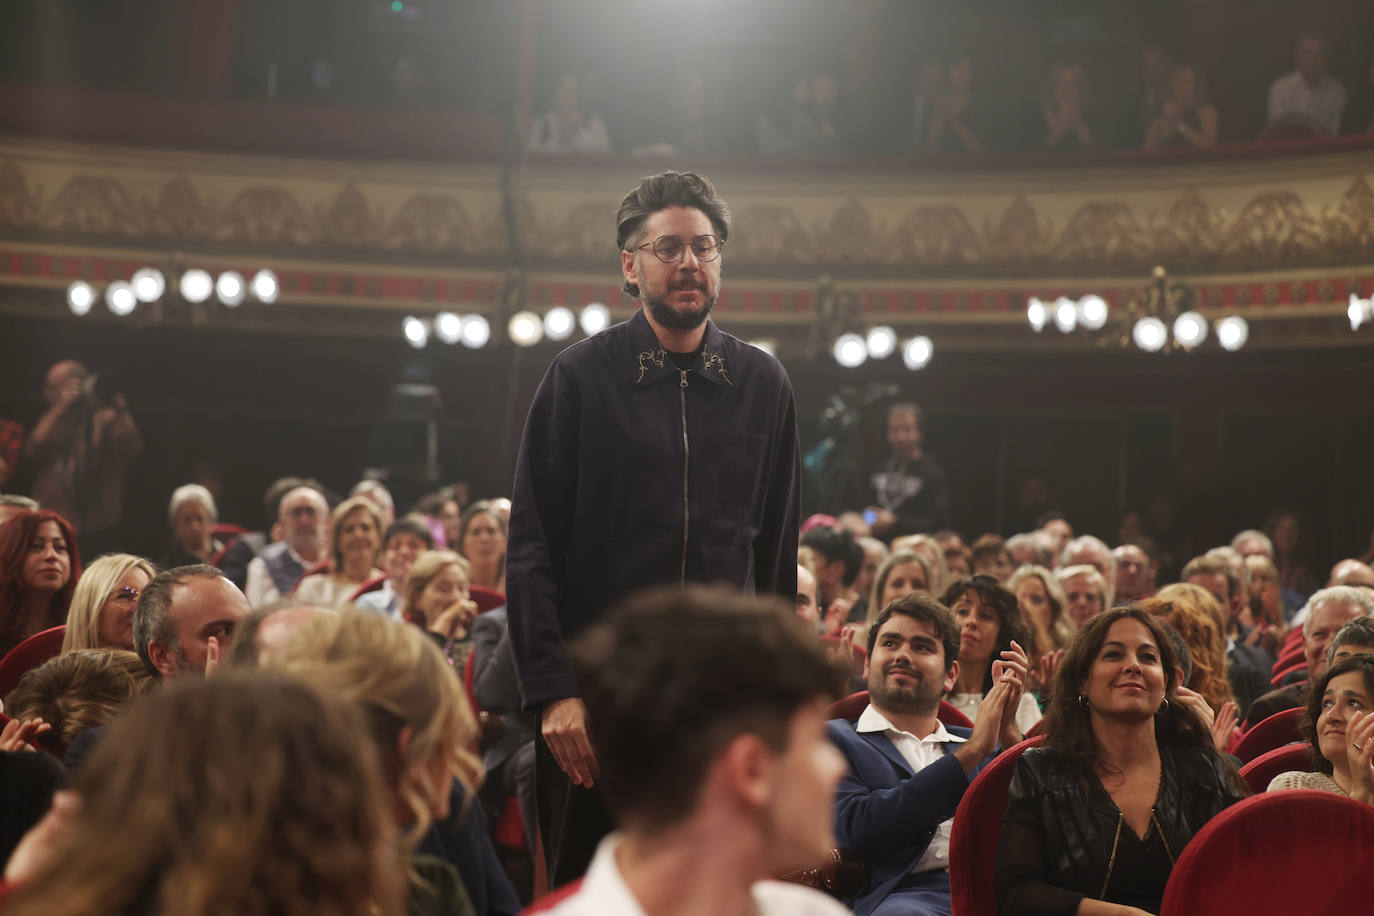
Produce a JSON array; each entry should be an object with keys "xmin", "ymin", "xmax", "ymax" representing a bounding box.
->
[
  {"xmin": 1267, "ymin": 70, "xmax": 1346, "ymax": 134},
  {"xmin": 855, "ymin": 704, "xmax": 967, "ymax": 873}
]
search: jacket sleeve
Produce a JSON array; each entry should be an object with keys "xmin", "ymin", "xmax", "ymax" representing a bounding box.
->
[
  {"xmin": 753, "ymin": 370, "xmax": 800, "ymax": 601},
  {"xmin": 828, "ymin": 727, "xmax": 970, "ymax": 860},
  {"xmin": 471, "ymin": 612, "xmax": 519, "ymax": 717},
  {"xmin": 994, "ymin": 754, "xmax": 1086, "ymax": 916},
  {"xmin": 506, "ymin": 360, "xmax": 582, "ymax": 712}
]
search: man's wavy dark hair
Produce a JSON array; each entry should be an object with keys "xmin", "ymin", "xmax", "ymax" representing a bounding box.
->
[{"xmin": 615, "ymin": 171, "xmax": 731, "ymax": 298}]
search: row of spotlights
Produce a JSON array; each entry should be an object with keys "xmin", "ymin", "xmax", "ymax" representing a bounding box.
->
[
  {"xmin": 1027, "ymin": 294, "xmax": 1247, "ymax": 352},
  {"xmin": 1349, "ymin": 294, "xmax": 1373, "ymax": 330},
  {"xmin": 1026, "ymin": 295, "xmax": 1110, "ymax": 333},
  {"xmin": 402, "ymin": 303, "xmax": 613, "ymax": 350},
  {"xmin": 66, "ymin": 268, "xmax": 278, "ymax": 317},
  {"xmin": 833, "ymin": 326, "xmax": 934, "ymax": 370}
]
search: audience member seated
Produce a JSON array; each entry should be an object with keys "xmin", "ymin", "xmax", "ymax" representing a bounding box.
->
[
  {"xmin": 1041, "ymin": 63, "xmax": 1098, "ymax": 149},
  {"xmin": 803, "ymin": 526, "xmax": 864, "ymax": 633},
  {"xmin": 530, "ymin": 586, "xmax": 856, "ymax": 914},
  {"xmin": 1144, "ymin": 63, "xmax": 1218, "ymax": 148},
  {"xmin": 1265, "ymin": 29, "xmax": 1346, "ymax": 136},
  {"xmin": 1039, "ymin": 512, "xmax": 1074, "ymax": 556},
  {"xmin": 1055, "ymin": 564, "xmax": 1108, "ymax": 628},
  {"xmin": 356, "ymin": 517, "xmax": 435, "ymax": 617},
  {"xmin": 1231, "ymin": 529, "xmax": 1274, "ymax": 559},
  {"xmin": 797, "ymin": 561, "xmax": 822, "ymax": 631},
  {"xmin": 1267, "ymin": 509, "xmax": 1319, "ymax": 605},
  {"xmin": 1007, "ymin": 565, "xmax": 1074, "ymax": 686},
  {"xmin": 59, "ymin": 553, "xmax": 155, "ymax": 653},
  {"xmin": 158, "ymin": 484, "xmax": 222, "ymax": 568},
  {"xmin": 351, "ymin": 477, "xmax": 397, "ymax": 528},
  {"xmin": 1247, "ymin": 586, "xmax": 1374, "ymax": 728},
  {"xmin": 2, "ymin": 649, "xmax": 151, "ymax": 756},
  {"xmin": 1325, "ymin": 557, "xmax": 1374, "ymax": 591},
  {"xmin": 243, "ymin": 483, "xmax": 329, "ymax": 607},
  {"xmin": 1181, "ymin": 556, "xmax": 1274, "ymax": 717},
  {"xmin": 401, "ymin": 550, "xmax": 479, "ymax": 669},
  {"xmin": 472, "ymin": 603, "xmax": 538, "ymax": 857},
  {"xmin": 941, "ymin": 576, "xmax": 1039, "ymax": 737},
  {"xmin": 0, "ymin": 495, "xmax": 38, "ymax": 528},
  {"xmin": 850, "ymin": 536, "xmax": 890, "ymax": 622},
  {"xmin": 1059, "ymin": 536, "xmax": 1118, "ymax": 606},
  {"xmin": 893, "ymin": 534, "xmax": 952, "ymax": 596},
  {"xmin": 995, "ymin": 608, "xmax": 1247, "ymax": 915},
  {"xmin": 925, "ymin": 56, "xmax": 984, "ymax": 154},
  {"xmin": 2, "ymin": 673, "xmax": 408, "ymax": 916},
  {"xmin": 1144, "ymin": 587, "xmax": 1236, "ymax": 716},
  {"xmin": 1113, "ymin": 543, "xmax": 1157, "ymax": 602},
  {"xmin": 415, "ymin": 487, "xmax": 465, "ymax": 549},
  {"xmin": 263, "ymin": 608, "xmax": 487, "ymax": 916},
  {"xmin": 936, "ymin": 531, "xmax": 973, "ymax": 579},
  {"xmin": 1267, "ymin": 654, "xmax": 1374, "ymax": 802},
  {"xmin": 456, "ymin": 501, "xmax": 508, "ymax": 594},
  {"xmin": 1131, "ymin": 45, "xmax": 1175, "ymax": 145},
  {"xmin": 1007, "ymin": 532, "xmax": 1055, "ymax": 570},
  {"xmin": 861, "ymin": 549, "xmax": 932, "ymax": 637},
  {"xmin": 1242, "ymin": 552, "xmax": 1283, "ymax": 631},
  {"xmin": 133, "ymin": 564, "xmax": 248, "ymax": 681},
  {"xmin": 856, "ymin": 403, "xmax": 952, "ymax": 541},
  {"xmin": 528, "ymin": 75, "xmax": 612, "ymax": 154},
  {"xmin": 829, "ymin": 592, "xmax": 1025, "ymax": 916},
  {"xmin": 294, "ymin": 496, "xmax": 385, "ymax": 608},
  {"xmin": 0, "ymin": 510, "xmax": 80, "ymax": 658},
  {"xmin": 970, "ymin": 534, "xmax": 1014, "ymax": 582}
]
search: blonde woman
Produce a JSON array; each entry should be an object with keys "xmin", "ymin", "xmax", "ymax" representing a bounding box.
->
[
  {"xmin": 400, "ymin": 550, "xmax": 479, "ymax": 669},
  {"xmin": 863, "ymin": 550, "xmax": 933, "ymax": 633},
  {"xmin": 61, "ymin": 553, "xmax": 156, "ymax": 653},
  {"xmin": 265, "ymin": 610, "xmax": 483, "ymax": 914},
  {"xmin": 891, "ymin": 533, "xmax": 951, "ymax": 595},
  {"xmin": 1008, "ymin": 564, "xmax": 1076, "ymax": 697},
  {"xmin": 294, "ymin": 496, "xmax": 384, "ymax": 608}
]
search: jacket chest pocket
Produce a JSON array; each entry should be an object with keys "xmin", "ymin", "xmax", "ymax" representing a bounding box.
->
[{"xmin": 716, "ymin": 433, "xmax": 766, "ymax": 507}]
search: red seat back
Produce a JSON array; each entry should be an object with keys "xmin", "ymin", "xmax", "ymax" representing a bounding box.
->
[
  {"xmin": 291, "ymin": 560, "xmax": 331, "ymax": 592},
  {"xmin": 1231, "ymin": 707, "xmax": 1304, "ymax": 763},
  {"xmin": 1269, "ymin": 659, "xmax": 1306, "ymax": 687},
  {"xmin": 469, "ymin": 584, "xmax": 505, "ymax": 614},
  {"xmin": 519, "ymin": 878, "xmax": 583, "ymax": 914},
  {"xmin": 349, "ymin": 574, "xmax": 389, "ymax": 602},
  {"xmin": 0, "ymin": 626, "xmax": 66, "ymax": 698},
  {"xmin": 1238, "ymin": 744, "xmax": 1312, "ymax": 795},
  {"xmin": 1159, "ymin": 791, "xmax": 1374, "ymax": 915},
  {"xmin": 824, "ymin": 690, "xmax": 975, "ymax": 730},
  {"xmin": 949, "ymin": 735, "xmax": 1045, "ymax": 916}
]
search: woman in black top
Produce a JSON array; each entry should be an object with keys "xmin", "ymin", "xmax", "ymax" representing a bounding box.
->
[{"xmin": 995, "ymin": 607, "xmax": 1246, "ymax": 915}]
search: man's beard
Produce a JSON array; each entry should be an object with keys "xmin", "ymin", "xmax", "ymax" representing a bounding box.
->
[
  {"xmin": 868, "ymin": 663, "xmax": 942, "ymax": 716},
  {"xmin": 644, "ymin": 288, "xmax": 717, "ymax": 331}
]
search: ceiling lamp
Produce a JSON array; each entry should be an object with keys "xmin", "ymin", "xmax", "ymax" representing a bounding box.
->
[
  {"xmin": 833, "ymin": 333, "xmax": 867, "ymax": 368},
  {"xmin": 402, "ymin": 315, "xmax": 429, "ymax": 349},
  {"xmin": 131, "ymin": 268, "xmax": 165, "ymax": 303},
  {"xmin": 1215, "ymin": 316, "xmax": 1249, "ymax": 352},
  {"xmin": 1027, "ymin": 297, "xmax": 1048, "ymax": 333},
  {"xmin": 216, "ymin": 271, "xmax": 246, "ymax": 307},
  {"xmin": 250, "ymin": 269, "xmax": 279, "ymax": 304},
  {"xmin": 179, "ymin": 269, "xmax": 213, "ymax": 303},
  {"xmin": 902, "ymin": 335, "xmax": 934, "ymax": 370},
  {"xmin": 1053, "ymin": 296, "xmax": 1077, "ymax": 333},
  {"xmin": 105, "ymin": 281, "xmax": 137, "ymax": 316},
  {"xmin": 67, "ymin": 281, "xmax": 95, "ymax": 316},
  {"xmin": 865, "ymin": 326, "xmax": 897, "ymax": 359},
  {"xmin": 1132, "ymin": 316, "xmax": 1168, "ymax": 353},
  {"xmin": 580, "ymin": 302, "xmax": 610, "ymax": 335},
  {"xmin": 434, "ymin": 311, "xmax": 463, "ymax": 345},
  {"xmin": 544, "ymin": 307, "xmax": 576, "ymax": 342},
  {"xmin": 459, "ymin": 314, "xmax": 491, "ymax": 349},
  {"xmin": 1077, "ymin": 294, "xmax": 1108, "ymax": 330},
  {"xmin": 509, "ymin": 311, "xmax": 544, "ymax": 347}
]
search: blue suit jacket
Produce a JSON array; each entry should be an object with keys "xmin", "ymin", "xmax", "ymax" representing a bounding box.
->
[{"xmin": 827, "ymin": 717, "xmax": 989, "ymax": 916}]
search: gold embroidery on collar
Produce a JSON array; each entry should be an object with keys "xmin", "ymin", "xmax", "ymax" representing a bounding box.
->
[
  {"xmin": 635, "ymin": 348, "xmax": 666, "ymax": 383},
  {"xmin": 702, "ymin": 349, "xmax": 733, "ymax": 386}
]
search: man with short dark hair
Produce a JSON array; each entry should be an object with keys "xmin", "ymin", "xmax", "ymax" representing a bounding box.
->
[
  {"xmin": 356, "ymin": 517, "xmax": 434, "ymax": 617},
  {"xmin": 544, "ymin": 585, "xmax": 850, "ymax": 915},
  {"xmin": 1266, "ymin": 29, "xmax": 1346, "ymax": 135},
  {"xmin": 829, "ymin": 593, "xmax": 1025, "ymax": 916},
  {"xmin": 1113, "ymin": 543, "xmax": 1156, "ymax": 602},
  {"xmin": 134, "ymin": 565, "xmax": 249, "ymax": 680},
  {"xmin": 803, "ymin": 525, "xmax": 864, "ymax": 624},
  {"xmin": 859, "ymin": 403, "xmax": 951, "ymax": 541},
  {"xmin": 509, "ymin": 170, "xmax": 801, "ymax": 883}
]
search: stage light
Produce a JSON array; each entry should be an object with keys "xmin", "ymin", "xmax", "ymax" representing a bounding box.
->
[
  {"xmin": 902, "ymin": 336, "xmax": 934, "ymax": 370},
  {"xmin": 459, "ymin": 314, "xmax": 491, "ymax": 349},
  {"xmin": 544, "ymin": 307, "xmax": 576, "ymax": 342},
  {"xmin": 216, "ymin": 271, "xmax": 246, "ymax": 307},
  {"xmin": 434, "ymin": 311, "xmax": 462, "ymax": 344},
  {"xmin": 402, "ymin": 315, "xmax": 428, "ymax": 349},
  {"xmin": 1172, "ymin": 311, "xmax": 1207, "ymax": 349},
  {"xmin": 748, "ymin": 339, "xmax": 777, "ymax": 357},
  {"xmin": 1216, "ymin": 316, "xmax": 1249, "ymax": 352},
  {"xmin": 106, "ymin": 281, "xmax": 137, "ymax": 316},
  {"xmin": 131, "ymin": 268, "xmax": 165, "ymax": 303},
  {"xmin": 509, "ymin": 310, "xmax": 543, "ymax": 347},
  {"xmin": 1027, "ymin": 297, "xmax": 1048, "ymax": 332},
  {"xmin": 866, "ymin": 325, "xmax": 897, "ymax": 359},
  {"xmin": 179, "ymin": 269, "xmax": 213, "ymax": 303},
  {"xmin": 833, "ymin": 333, "xmax": 867, "ymax": 368},
  {"xmin": 67, "ymin": 281, "xmax": 95, "ymax": 316},
  {"xmin": 1348, "ymin": 293, "xmax": 1372, "ymax": 331},
  {"xmin": 251, "ymin": 269, "xmax": 279, "ymax": 304},
  {"xmin": 580, "ymin": 302, "xmax": 610, "ymax": 335},
  {"xmin": 1132, "ymin": 316, "xmax": 1167, "ymax": 352},
  {"xmin": 1077, "ymin": 294, "xmax": 1108, "ymax": 330},
  {"xmin": 1053, "ymin": 296, "xmax": 1077, "ymax": 333}
]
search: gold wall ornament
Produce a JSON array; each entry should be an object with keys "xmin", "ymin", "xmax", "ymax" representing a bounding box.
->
[
  {"xmin": 0, "ymin": 160, "xmax": 40, "ymax": 228},
  {"xmin": 884, "ymin": 204, "xmax": 984, "ymax": 266},
  {"xmin": 1051, "ymin": 201, "xmax": 1151, "ymax": 266},
  {"xmin": 984, "ymin": 194, "xmax": 1052, "ymax": 263},
  {"xmin": 146, "ymin": 176, "xmax": 215, "ymax": 239},
  {"xmin": 217, "ymin": 186, "xmax": 313, "ymax": 246},
  {"xmin": 1320, "ymin": 177, "xmax": 1374, "ymax": 260},
  {"xmin": 1220, "ymin": 191, "xmax": 1323, "ymax": 264},
  {"xmin": 44, "ymin": 175, "xmax": 144, "ymax": 236},
  {"xmin": 317, "ymin": 183, "xmax": 381, "ymax": 249},
  {"xmin": 731, "ymin": 204, "xmax": 814, "ymax": 264}
]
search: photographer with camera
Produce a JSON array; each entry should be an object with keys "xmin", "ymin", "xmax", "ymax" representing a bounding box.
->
[{"xmin": 27, "ymin": 360, "xmax": 142, "ymax": 556}]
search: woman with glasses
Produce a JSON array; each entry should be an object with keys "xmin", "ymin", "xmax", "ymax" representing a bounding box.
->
[{"xmin": 60, "ymin": 553, "xmax": 156, "ymax": 653}]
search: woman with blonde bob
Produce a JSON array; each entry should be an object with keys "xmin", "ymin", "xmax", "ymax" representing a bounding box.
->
[
  {"xmin": 861, "ymin": 550, "xmax": 934, "ymax": 643},
  {"xmin": 400, "ymin": 550, "xmax": 479, "ymax": 668},
  {"xmin": 60, "ymin": 553, "xmax": 156, "ymax": 653},
  {"xmin": 1008, "ymin": 564, "xmax": 1075, "ymax": 655},
  {"xmin": 4, "ymin": 673, "xmax": 407, "ymax": 916},
  {"xmin": 294, "ymin": 496, "xmax": 385, "ymax": 607},
  {"xmin": 265, "ymin": 609, "xmax": 483, "ymax": 850}
]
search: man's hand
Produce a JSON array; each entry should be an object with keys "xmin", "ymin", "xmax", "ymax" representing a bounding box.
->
[
  {"xmin": 955, "ymin": 681, "xmax": 1011, "ymax": 774},
  {"xmin": 825, "ymin": 624, "xmax": 858, "ymax": 673},
  {"xmin": 992, "ymin": 640, "xmax": 1030, "ymax": 749},
  {"xmin": 867, "ymin": 507, "xmax": 896, "ymax": 536},
  {"xmin": 542, "ymin": 697, "xmax": 600, "ymax": 788}
]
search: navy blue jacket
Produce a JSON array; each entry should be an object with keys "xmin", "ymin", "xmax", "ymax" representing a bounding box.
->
[
  {"xmin": 827, "ymin": 717, "xmax": 988, "ymax": 916},
  {"xmin": 508, "ymin": 310, "xmax": 801, "ymax": 710}
]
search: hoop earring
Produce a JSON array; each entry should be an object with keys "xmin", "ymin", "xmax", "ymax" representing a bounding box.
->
[
  {"xmin": 1157, "ymin": 697, "xmax": 1169, "ymax": 715},
  {"xmin": 1077, "ymin": 694, "xmax": 1090, "ymax": 710}
]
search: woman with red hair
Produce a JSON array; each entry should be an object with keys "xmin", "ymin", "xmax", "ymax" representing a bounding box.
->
[{"xmin": 0, "ymin": 510, "xmax": 81, "ymax": 657}]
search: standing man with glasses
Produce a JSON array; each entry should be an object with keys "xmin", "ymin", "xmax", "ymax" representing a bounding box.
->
[{"xmin": 508, "ymin": 170, "xmax": 802, "ymax": 885}]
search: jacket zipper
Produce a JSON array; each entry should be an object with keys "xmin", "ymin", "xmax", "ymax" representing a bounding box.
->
[{"xmin": 679, "ymin": 369, "xmax": 690, "ymax": 587}]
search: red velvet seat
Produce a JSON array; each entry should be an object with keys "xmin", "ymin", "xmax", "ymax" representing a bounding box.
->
[
  {"xmin": 825, "ymin": 690, "xmax": 974, "ymax": 729},
  {"xmin": 1269, "ymin": 659, "xmax": 1306, "ymax": 687},
  {"xmin": 469, "ymin": 584, "xmax": 505, "ymax": 614},
  {"xmin": 0, "ymin": 626, "xmax": 66, "ymax": 698},
  {"xmin": 349, "ymin": 574, "xmax": 389, "ymax": 602},
  {"xmin": 949, "ymin": 735, "xmax": 1045, "ymax": 916},
  {"xmin": 1272, "ymin": 642, "xmax": 1303, "ymax": 673},
  {"xmin": 1159, "ymin": 791, "xmax": 1374, "ymax": 915},
  {"xmin": 291, "ymin": 559, "xmax": 331, "ymax": 592},
  {"xmin": 1231, "ymin": 707, "xmax": 1303, "ymax": 763},
  {"xmin": 1238, "ymin": 744, "xmax": 1312, "ymax": 795},
  {"xmin": 519, "ymin": 879, "xmax": 583, "ymax": 914}
]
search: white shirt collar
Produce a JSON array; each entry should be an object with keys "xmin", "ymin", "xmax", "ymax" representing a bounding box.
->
[{"xmin": 855, "ymin": 704, "xmax": 967, "ymax": 743}]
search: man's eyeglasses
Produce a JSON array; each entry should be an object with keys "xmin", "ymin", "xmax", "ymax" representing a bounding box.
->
[{"xmin": 629, "ymin": 235, "xmax": 724, "ymax": 263}]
